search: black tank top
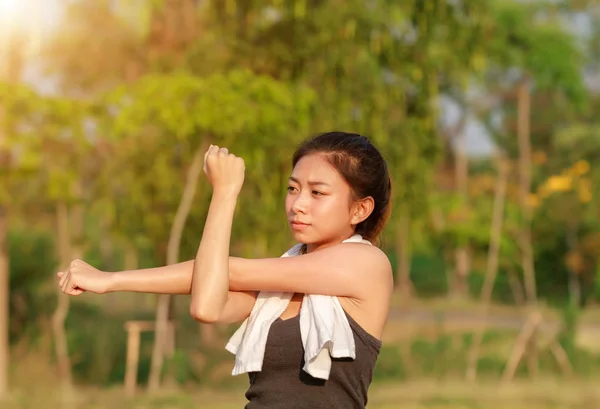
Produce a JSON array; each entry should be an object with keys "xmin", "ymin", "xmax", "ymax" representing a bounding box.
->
[{"xmin": 243, "ymin": 310, "xmax": 382, "ymax": 409}]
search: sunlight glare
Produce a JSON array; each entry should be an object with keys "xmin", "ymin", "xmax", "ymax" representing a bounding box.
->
[
  {"xmin": 0, "ymin": 0, "xmax": 41, "ymax": 54},
  {"xmin": 0, "ymin": 0, "xmax": 22, "ymax": 18},
  {"xmin": 0, "ymin": 0, "xmax": 28, "ymax": 34}
]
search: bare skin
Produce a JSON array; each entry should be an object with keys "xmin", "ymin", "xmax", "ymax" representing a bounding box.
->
[{"xmin": 57, "ymin": 147, "xmax": 393, "ymax": 339}]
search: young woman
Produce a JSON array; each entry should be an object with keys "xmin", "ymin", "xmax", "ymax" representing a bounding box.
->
[{"xmin": 57, "ymin": 131, "xmax": 394, "ymax": 408}]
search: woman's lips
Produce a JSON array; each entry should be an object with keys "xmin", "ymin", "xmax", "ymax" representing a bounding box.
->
[{"xmin": 290, "ymin": 221, "xmax": 310, "ymax": 231}]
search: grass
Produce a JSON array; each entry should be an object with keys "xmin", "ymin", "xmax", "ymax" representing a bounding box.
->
[
  {"xmin": 7, "ymin": 327, "xmax": 600, "ymax": 409},
  {"xmin": 8, "ymin": 347, "xmax": 600, "ymax": 409},
  {"xmin": 392, "ymin": 296, "xmax": 593, "ymax": 321},
  {"xmin": 5, "ymin": 379, "xmax": 600, "ymax": 409},
  {"xmin": 9, "ymin": 295, "xmax": 600, "ymax": 408}
]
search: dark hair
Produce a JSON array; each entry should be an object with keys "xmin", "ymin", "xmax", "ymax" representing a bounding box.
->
[{"xmin": 292, "ymin": 131, "xmax": 392, "ymax": 245}]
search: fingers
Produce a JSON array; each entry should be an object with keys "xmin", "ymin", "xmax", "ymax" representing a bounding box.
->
[
  {"xmin": 57, "ymin": 260, "xmax": 88, "ymax": 296},
  {"xmin": 205, "ymin": 145, "xmax": 242, "ymax": 164},
  {"xmin": 203, "ymin": 148, "xmax": 209, "ymax": 173},
  {"xmin": 58, "ymin": 270, "xmax": 67, "ymax": 288},
  {"xmin": 207, "ymin": 145, "xmax": 220, "ymax": 156},
  {"xmin": 204, "ymin": 144, "xmax": 218, "ymax": 162},
  {"xmin": 60, "ymin": 272, "xmax": 82, "ymax": 296},
  {"xmin": 205, "ymin": 145, "xmax": 234, "ymax": 157},
  {"xmin": 58, "ymin": 265, "xmax": 79, "ymax": 296},
  {"xmin": 236, "ymin": 156, "xmax": 246, "ymax": 169},
  {"xmin": 61, "ymin": 270, "xmax": 72, "ymax": 294},
  {"xmin": 204, "ymin": 145, "xmax": 222, "ymax": 174}
]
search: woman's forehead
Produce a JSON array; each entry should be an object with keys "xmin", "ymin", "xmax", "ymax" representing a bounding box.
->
[{"xmin": 291, "ymin": 154, "xmax": 341, "ymax": 180}]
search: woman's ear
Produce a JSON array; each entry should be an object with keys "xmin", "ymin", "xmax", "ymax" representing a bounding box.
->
[{"xmin": 351, "ymin": 196, "xmax": 375, "ymax": 225}]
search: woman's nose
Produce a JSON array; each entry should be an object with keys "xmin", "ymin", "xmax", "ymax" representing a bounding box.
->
[{"xmin": 291, "ymin": 192, "xmax": 308, "ymax": 214}]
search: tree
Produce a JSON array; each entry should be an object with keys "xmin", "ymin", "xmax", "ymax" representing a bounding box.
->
[
  {"xmin": 462, "ymin": 0, "xmax": 588, "ymax": 379},
  {"xmin": 476, "ymin": 0, "xmax": 586, "ymax": 305},
  {"xmin": 0, "ymin": 25, "xmax": 28, "ymax": 399},
  {"xmin": 0, "ymin": 80, "xmax": 94, "ymax": 400}
]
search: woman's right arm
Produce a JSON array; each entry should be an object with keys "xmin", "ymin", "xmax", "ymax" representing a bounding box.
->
[
  {"xmin": 57, "ymin": 258, "xmax": 195, "ymax": 295},
  {"xmin": 110, "ymin": 259, "xmax": 258, "ymax": 323},
  {"xmin": 110, "ymin": 260, "xmax": 195, "ymax": 294},
  {"xmin": 58, "ymin": 259, "xmax": 257, "ymax": 324}
]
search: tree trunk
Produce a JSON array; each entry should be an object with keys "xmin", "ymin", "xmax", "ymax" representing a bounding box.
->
[
  {"xmin": 148, "ymin": 144, "xmax": 206, "ymax": 392},
  {"xmin": 453, "ymin": 115, "xmax": 470, "ymax": 298},
  {"xmin": 466, "ymin": 154, "xmax": 508, "ymax": 381},
  {"xmin": 565, "ymin": 222, "xmax": 582, "ymax": 307},
  {"xmin": 0, "ymin": 107, "xmax": 8, "ymax": 400},
  {"xmin": 507, "ymin": 267, "xmax": 526, "ymax": 306},
  {"xmin": 123, "ymin": 243, "xmax": 143, "ymax": 310},
  {"xmin": 517, "ymin": 79, "xmax": 537, "ymax": 305},
  {"xmin": 51, "ymin": 201, "xmax": 74, "ymax": 402},
  {"xmin": 0, "ymin": 206, "xmax": 8, "ymax": 400},
  {"xmin": 70, "ymin": 183, "xmax": 85, "ymax": 260},
  {"xmin": 147, "ymin": 0, "xmax": 198, "ymax": 68},
  {"xmin": 200, "ymin": 323, "xmax": 217, "ymax": 345},
  {"xmin": 124, "ymin": 243, "xmax": 138, "ymax": 271},
  {"xmin": 517, "ymin": 78, "xmax": 539, "ymax": 378},
  {"xmin": 395, "ymin": 205, "xmax": 413, "ymax": 304},
  {"xmin": 0, "ymin": 27, "xmax": 25, "ymax": 401},
  {"xmin": 453, "ymin": 248, "xmax": 470, "ymax": 297}
]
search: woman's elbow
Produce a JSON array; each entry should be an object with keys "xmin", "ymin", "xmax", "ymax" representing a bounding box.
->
[{"xmin": 189, "ymin": 303, "xmax": 220, "ymax": 323}]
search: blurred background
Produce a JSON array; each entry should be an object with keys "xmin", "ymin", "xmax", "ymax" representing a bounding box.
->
[{"xmin": 2, "ymin": 0, "xmax": 600, "ymax": 408}]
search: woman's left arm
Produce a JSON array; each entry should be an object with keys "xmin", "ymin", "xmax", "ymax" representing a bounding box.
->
[
  {"xmin": 189, "ymin": 145, "xmax": 246, "ymax": 322},
  {"xmin": 229, "ymin": 243, "xmax": 393, "ymax": 300}
]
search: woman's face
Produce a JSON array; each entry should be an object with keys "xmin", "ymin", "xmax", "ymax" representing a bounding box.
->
[{"xmin": 285, "ymin": 153, "xmax": 357, "ymax": 253}]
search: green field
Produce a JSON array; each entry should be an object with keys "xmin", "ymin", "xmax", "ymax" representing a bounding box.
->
[
  {"xmin": 6, "ymin": 296, "xmax": 598, "ymax": 409},
  {"xmin": 5, "ymin": 379, "xmax": 600, "ymax": 409}
]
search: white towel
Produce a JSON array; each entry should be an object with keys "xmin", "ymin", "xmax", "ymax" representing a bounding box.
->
[{"xmin": 225, "ymin": 234, "xmax": 372, "ymax": 380}]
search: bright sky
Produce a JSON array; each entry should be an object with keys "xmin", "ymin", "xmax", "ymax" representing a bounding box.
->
[
  {"xmin": 0, "ymin": 0, "xmax": 27, "ymax": 34},
  {"xmin": 0, "ymin": 0, "xmax": 23, "ymax": 16},
  {"xmin": 0, "ymin": 0, "xmax": 60, "ymax": 48}
]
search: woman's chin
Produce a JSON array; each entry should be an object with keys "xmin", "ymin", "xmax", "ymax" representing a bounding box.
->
[
  {"xmin": 290, "ymin": 230, "xmax": 315, "ymax": 244},
  {"xmin": 291, "ymin": 231, "xmax": 307, "ymax": 241}
]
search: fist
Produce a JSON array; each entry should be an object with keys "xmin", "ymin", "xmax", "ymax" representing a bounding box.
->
[
  {"xmin": 203, "ymin": 145, "xmax": 245, "ymax": 197},
  {"xmin": 57, "ymin": 259, "xmax": 112, "ymax": 295}
]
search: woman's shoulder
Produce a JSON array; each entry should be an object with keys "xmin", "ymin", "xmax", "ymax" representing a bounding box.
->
[{"xmin": 338, "ymin": 242, "xmax": 391, "ymax": 271}]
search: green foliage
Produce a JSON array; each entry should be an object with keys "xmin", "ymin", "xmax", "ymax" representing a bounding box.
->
[
  {"xmin": 372, "ymin": 345, "xmax": 407, "ymax": 381},
  {"xmin": 104, "ymin": 69, "xmax": 315, "ymax": 143},
  {"xmin": 373, "ymin": 328, "xmax": 600, "ymax": 383},
  {"xmin": 65, "ymin": 302, "xmax": 130, "ymax": 385},
  {"xmin": 487, "ymin": 0, "xmax": 586, "ymax": 106},
  {"xmin": 8, "ymin": 228, "xmax": 57, "ymax": 343},
  {"xmin": 408, "ymin": 253, "xmax": 448, "ymax": 297},
  {"xmin": 558, "ymin": 303, "xmax": 580, "ymax": 353}
]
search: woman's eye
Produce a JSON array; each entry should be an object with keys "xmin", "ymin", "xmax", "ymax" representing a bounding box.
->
[
  {"xmin": 312, "ymin": 190, "xmax": 323, "ymax": 196},
  {"xmin": 287, "ymin": 186, "xmax": 297, "ymax": 192}
]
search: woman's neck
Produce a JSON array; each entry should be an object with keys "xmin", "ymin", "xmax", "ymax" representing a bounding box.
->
[{"xmin": 304, "ymin": 232, "xmax": 359, "ymax": 254}]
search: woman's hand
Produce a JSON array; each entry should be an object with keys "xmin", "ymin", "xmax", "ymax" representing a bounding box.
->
[
  {"xmin": 57, "ymin": 259, "xmax": 113, "ymax": 295},
  {"xmin": 203, "ymin": 145, "xmax": 245, "ymax": 198}
]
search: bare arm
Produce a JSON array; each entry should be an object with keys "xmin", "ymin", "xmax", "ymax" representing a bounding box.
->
[
  {"xmin": 188, "ymin": 192, "xmax": 238, "ymax": 322},
  {"xmin": 109, "ymin": 259, "xmax": 257, "ymax": 324},
  {"xmin": 59, "ymin": 242, "xmax": 390, "ymax": 323},
  {"xmin": 188, "ymin": 145, "xmax": 246, "ymax": 322},
  {"xmin": 59, "ymin": 258, "xmax": 257, "ymax": 324},
  {"xmin": 109, "ymin": 260, "xmax": 195, "ymax": 294},
  {"xmin": 66, "ymin": 242, "xmax": 391, "ymax": 303},
  {"xmin": 229, "ymin": 243, "xmax": 393, "ymax": 301}
]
